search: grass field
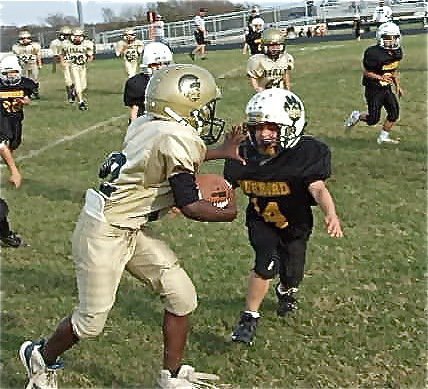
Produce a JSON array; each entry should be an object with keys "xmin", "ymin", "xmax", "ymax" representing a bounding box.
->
[{"xmin": 1, "ymin": 34, "xmax": 427, "ymax": 388}]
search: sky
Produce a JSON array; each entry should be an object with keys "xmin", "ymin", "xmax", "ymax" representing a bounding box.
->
[{"xmin": 0, "ymin": 0, "xmax": 306, "ymax": 27}]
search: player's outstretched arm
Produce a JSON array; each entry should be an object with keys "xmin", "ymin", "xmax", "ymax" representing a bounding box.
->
[
  {"xmin": 308, "ymin": 180, "xmax": 343, "ymax": 238},
  {"xmin": 0, "ymin": 145, "xmax": 22, "ymax": 188}
]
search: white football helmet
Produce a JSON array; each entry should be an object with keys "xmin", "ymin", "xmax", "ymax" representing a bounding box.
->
[
  {"xmin": 145, "ymin": 64, "xmax": 225, "ymax": 145},
  {"xmin": 251, "ymin": 17, "xmax": 265, "ymax": 32},
  {"xmin": 377, "ymin": 22, "xmax": 401, "ymax": 50},
  {"xmin": 0, "ymin": 55, "xmax": 22, "ymax": 86},
  {"xmin": 141, "ymin": 42, "xmax": 173, "ymax": 75},
  {"xmin": 245, "ymin": 89, "xmax": 306, "ymax": 155}
]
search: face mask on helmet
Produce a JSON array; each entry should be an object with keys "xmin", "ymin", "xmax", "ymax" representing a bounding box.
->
[
  {"xmin": 377, "ymin": 22, "xmax": 401, "ymax": 50},
  {"xmin": 262, "ymin": 29, "xmax": 286, "ymax": 59},
  {"xmin": 245, "ymin": 89, "xmax": 306, "ymax": 157},
  {"xmin": 0, "ymin": 57, "xmax": 22, "ymax": 86},
  {"xmin": 146, "ymin": 64, "xmax": 225, "ymax": 145}
]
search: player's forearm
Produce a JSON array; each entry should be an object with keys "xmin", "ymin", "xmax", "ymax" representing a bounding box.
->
[
  {"xmin": 363, "ymin": 70, "xmax": 383, "ymax": 81},
  {"xmin": 181, "ymin": 199, "xmax": 237, "ymax": 222},
  {"xmin": 0, "ymin": 145, "xmax": 20, "ymax": 175},
  {"xmin": 310, "ymin": 185, "xmax": 338, "ymax": 218},
  {"xmin": 283, "ymin": 72, "xmax": 291, "ymax": 90},
  {"xmin": 129, "ymin": 106, "xmax": 139, "ymax": 121}
]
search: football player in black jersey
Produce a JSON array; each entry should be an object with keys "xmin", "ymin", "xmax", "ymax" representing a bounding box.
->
[
  {"xmin": 224, "ymin": 89, "xmax": 343, "ymax": 346},
  {"xmin": 123, "ymin": 42, "xmax": 173, "ymax": 123},
  {"xmin": 345, "ymin": 22, "xmax": 403, "ymax": 144},
  {"xmin": 0, "ymin": 55, "xmax": 35, "ymax": 248},
  {"xmin": 0, "ymin": 55, "xmax": 37, "ymax": 152}
]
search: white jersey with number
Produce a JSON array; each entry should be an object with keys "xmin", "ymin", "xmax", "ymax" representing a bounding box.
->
[
  {"xmin": 62, "ymin": 40, "xmax": 94, "ymax": 67},
  {"xmin": 12, "ymin": 42, "xmax": 41, "ymax": 66},
  {"xmin": 102, "ymin": 115, "xmax": 207, "ymax": 228},
  {"xmin": 116, "ymin": 39, "xmax": 144, "ymax": 63},
  {"xmin": 247, "ymin": 52, "xmax": 294, "ymax": 89}
]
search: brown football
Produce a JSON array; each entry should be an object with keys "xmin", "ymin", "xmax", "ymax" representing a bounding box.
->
[{"xmin": 195, "ymin": 174, "xmax": 233, "ymax": 208}]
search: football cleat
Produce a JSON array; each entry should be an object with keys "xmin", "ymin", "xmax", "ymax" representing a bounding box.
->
[
  {"xmin": 78, "ymin": 101, "xmax": 88, "ymax": 111},
  {"xmin": 231, "ymin": 312, "xmax": 258, "ymax": 346},
  {"xmin": 276, "ymin": 284, "xmax": 298, "ymax": 317},
  {"xmin": 19, "ymin": 339, "xmax": 64, "ymax": 389},
  {"xmin": 188, "ymin": 52, "xmax": 195, "ymax": 61},
  {"xmin": 157, "ymin": 365, "xmax": 219, "ymax": 389},
  {"xmin": 0, "ymin": 231, "xmax": 24, "ymax": 248},
  {"xmin": 344, "ymin": 110, "xmax": 360, "ymax": 129},
  {"xmin": 377, "ymin": 136, "xmax": 400, "ymax": 145}
]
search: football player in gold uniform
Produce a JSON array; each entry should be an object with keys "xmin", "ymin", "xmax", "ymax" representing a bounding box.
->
[
  {"xmin": 115, "ymin": 28, "xmax": 144, "ymax": 78},
  {"xmin": 247, "ymin": 28, "xmax": 294, "ymax": 92},
  {"xmin": 49, "ymin": 26, "xmax": 75, "ymax": 103},
  {"xmin": 12, "ymin": 30, "xmax": 42, "ymax": 99},
  {"xmin": 19, "ymin": 64, "xmax": 246, "ymax": 389},
  {"xmin": 61, "ymin": 29, "xmax": 94, "ymax": 111}
]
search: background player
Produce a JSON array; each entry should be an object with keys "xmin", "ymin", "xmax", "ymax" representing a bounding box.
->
[
  {"xmin": 247, "ymin": 28, "xmax": 294, "ymax": 92},
  {"xmin": 115, "ymin": 28, "xmax": 144, "ymax": 78},
  {"xmin": 345, "ymin": 22, "xmax": 403, "ymax": 144},
  {"xmin": 61, "ymin": 29, "xmax": 94, "ymax": 111},
  {"xmin": 12, "ymin": 30, "xmax": 42, "ymax": 99},
  {"xmin": 123, "ymin": 42, "xmax": 173, "ymax": 122}
]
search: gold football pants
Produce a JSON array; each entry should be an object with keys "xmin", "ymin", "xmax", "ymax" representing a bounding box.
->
[{"xmin": 70, "ymin": 65, "xmax": 87, "ymax": 102}]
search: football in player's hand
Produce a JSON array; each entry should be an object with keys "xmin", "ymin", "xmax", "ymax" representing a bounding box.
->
[{"xmin": 196, "ymin": 174, "xmax": 233, "ymax": 208}]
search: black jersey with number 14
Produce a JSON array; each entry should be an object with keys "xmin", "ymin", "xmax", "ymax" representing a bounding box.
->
[{"xmin": 224, "ymin": 135, "xmax": 331, "ymax": 231}]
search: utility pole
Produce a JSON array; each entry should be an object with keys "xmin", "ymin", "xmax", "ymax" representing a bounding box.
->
[{"xmin": 76, "ymin": 0, "xmax": 84, "ymax": 29}]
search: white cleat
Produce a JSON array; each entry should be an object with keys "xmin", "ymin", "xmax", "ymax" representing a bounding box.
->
[
  {"xmin": 157, "ymin": 365, "xmax": 220, "ymax": 389},
  {"xmin": 344, "ymin": 110, "xmax": 360, "ymax": 129},
  {"xmin": 19, "ymin": 340, "xmax": 63, "ymax": 389},
  {"xmin": 377, "ymin": 136, "xmax": 400, "ymax": 145}
]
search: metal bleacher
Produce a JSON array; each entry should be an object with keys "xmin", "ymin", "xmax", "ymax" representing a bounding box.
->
[{"xmin": 95, "ymin": 1, "xmax": 426, "ymax": 52}]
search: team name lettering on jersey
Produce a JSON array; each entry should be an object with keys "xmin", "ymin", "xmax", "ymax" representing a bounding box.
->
[
  {"xmin": 263, "ymin": 68, "xmax": 285, "ymax": 78},
  {"xmin": 239, "ymin": 180, "xmax": 290, "ymax": 197}
]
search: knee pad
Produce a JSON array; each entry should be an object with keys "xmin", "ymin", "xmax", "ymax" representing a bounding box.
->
[
  {"xmin": 0, "ymin": 198, "xmax": 9, "ymax": 219},
  {"xmin": 254, "ymin": 253, "xmax": 279, "ymax": 280},
  {"xmin": 71, "ymin": 310, "xmax": 108, "ymax": 339},
  {"xmin": 160, "ymin": 265, "xmax": 197, "ymax": 316}
]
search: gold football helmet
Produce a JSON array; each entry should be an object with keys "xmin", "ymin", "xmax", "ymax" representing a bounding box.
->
[
  {"xmin": 124, "ymin": 28, "xmax": 136, "ymax": 41},
  {"xmin": 59, "ymin": 26, "xmax": 72, "ymax": 39},
  {"xmin": 146, "ymin": 64, "xmax": 225, "ymax": 145},
  {"xmin": 71, "ymin": 28, "xmax": 85, "ymax": 44},
  {"xmin": 18, "ymin": 30, "xmax": 32, "ymax": 44},
  {"xmin": 261, "ymin": 28, "xmax": 286, "ymax": 59}
]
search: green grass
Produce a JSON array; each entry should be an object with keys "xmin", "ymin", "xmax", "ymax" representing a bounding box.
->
[{"xmin": 1, "ymin": 35, "xmax": 427, "ymax": 388}]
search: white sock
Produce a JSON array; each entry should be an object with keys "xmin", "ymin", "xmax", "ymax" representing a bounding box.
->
[
  {"xmin": 379, "ymin": 130, "xmax": 390, "ymax": 140},
  {"xmin": 244, "ymin": 310, "xmax": 260, "ymax": 319}
]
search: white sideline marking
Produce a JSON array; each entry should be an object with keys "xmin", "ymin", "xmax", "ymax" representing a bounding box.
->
[
  {"xmin": 16, "ymin": 114, "xmax": 127, "ymax": 163},
  {"xmin": 298, "ymin": 44, "xmax": 345, "ymax": 51},
  {"xmin": 217, "ymin": 66, "xmax": 244, "ymax": 79}
]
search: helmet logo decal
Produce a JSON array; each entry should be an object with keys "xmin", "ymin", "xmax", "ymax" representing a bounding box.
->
[
  {"xmin": 178, "ymin": 74, "xmax": 201, "ymax": 102},
  {"xmin": 283, "ymin": 95, "xmax": 302, "ymax": 125}
]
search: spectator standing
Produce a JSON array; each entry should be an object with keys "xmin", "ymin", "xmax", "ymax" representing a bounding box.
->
[
  {"xmin": 189, "ymin": 8, "xmax": 208, "ymax": 61},
  {"xmin": 372, "ymin": 0, "xmax": 393, "ymax": 27},
  {"xmin": 354, "ymin": 15, "xmax": 362, "ymax": 40},
  {"xmin": 151, "ymin": 14, "xmax": 168, "ymax": 45}
]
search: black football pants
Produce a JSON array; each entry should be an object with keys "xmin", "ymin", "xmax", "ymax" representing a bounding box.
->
[
  {"xmin": 364, "ymin": 85, "xmax": 399, "ymax": 125},
  {"xmin": 247, "ymin": 218, "xmax": 311, "ymax": 289}
]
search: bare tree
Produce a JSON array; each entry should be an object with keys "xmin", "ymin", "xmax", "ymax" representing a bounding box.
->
[
  {"xmin": 102, "ymin": 8, "xmax": 116, "ymax": 23},
  {"xmin": 45, "ymin": 13, "xmax": 78, "ymax": 27}
]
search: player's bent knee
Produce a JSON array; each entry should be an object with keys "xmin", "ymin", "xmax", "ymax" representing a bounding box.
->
[
  {"xmin": 71, "ymin": 310, "xmax": 109, "ymax": 339},
  {"xmin": 160, "ymin": 265, "xmax": 198, "ymax": 316}
]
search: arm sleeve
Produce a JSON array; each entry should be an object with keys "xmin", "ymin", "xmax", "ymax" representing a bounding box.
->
[
  {"xmin": 247, "ymin": 55, "xmax": 263, "ymax": 78},
  {"xmin": 168, "ymin": 172, "xmax": 200, "ymax": 208},
  {"xmin": 363, "ymin": 49, "xmax": 379, "ymax": 72},
  {"xmin": 303, "ymin": 143, "xmax": 331, "ymax": 186}
]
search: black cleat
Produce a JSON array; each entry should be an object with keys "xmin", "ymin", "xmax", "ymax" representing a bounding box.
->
[
  {"xmin": 276, "ymin": 284, "xmax": 298, "ymax": 317},
  {"xmin": 78, "ymin": 101, "xmax": 88, "ymax": 111},
  {"xmin": 189, "ymin": 52, "xmax": 195, "ymax": 61},
  {"xmin": 0, "ymin": 231, "xmax": 25, "ymax": 248},
  {"xmin": 231, "ymin": 312, "xmax": 258, "ymax": 346}
]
